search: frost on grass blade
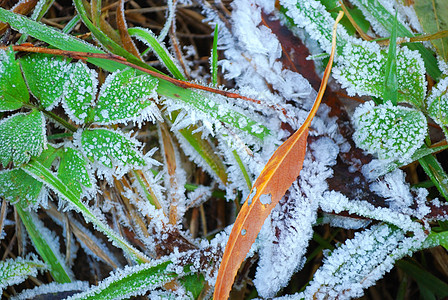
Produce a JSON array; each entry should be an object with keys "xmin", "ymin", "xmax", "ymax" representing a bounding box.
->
[
  {"xmin": 20, "ymin": 53, "xmax": 69, "ymax": 109},
  {"xmin": 58, "ymin": 147, "xmax": 92, "ymax": 198},
  {"xmin": 0, "ymin": 110, "xmax": 46, "ymax": 167},
  {"xmin": 353, "ymin": 101, "xmax": 427, "ymax": 162},
  {"xmin": 299, "ymin": 224, "xmax": 423, "ymax": 299},
  {"xmin": 0, "ymin": 256, "xmax": 45, "ymax": 294},
  {"xmin": 0, "ymin": 49, "xmax": 29, "ymax": 111},
  {"xmin": 333, "ymin": 43, "xmax": 426, "ymax": 108},
  {"xmin": 63, "ymin": 61, "xmax": 97, "ymax": 124},
  {"xmin": 93, "ymin": 68, "xmax": 159, "ymax": 125},
  {"xmin": 427, "ymin": 76, "xmax": 448, "ymax": 128},
  {"xmin": 67, "ymin": 261, "xmax": 176, "ymax": 300},
  {"xmin": 12, "ymin": 281, "xmax": 90, "ymax": 300},
  {"xmin": 77, "ymin": 129, "xmax": 147, "ymax": 179},
  {"xmin": 0, "ymin": 169, "xmax": 44, "ymax": 208}
]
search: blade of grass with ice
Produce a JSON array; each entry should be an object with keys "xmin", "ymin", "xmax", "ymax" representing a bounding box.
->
[
  {"xmin": 15, "ymin": 202, "xmax": 72, "ymax": 283},
  {"xmin": 21, "ymin": 160, "xmax": 150, "ymax": 264}
]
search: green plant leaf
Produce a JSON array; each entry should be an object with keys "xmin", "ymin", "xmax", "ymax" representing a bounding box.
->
[
  {"xmin": 15, "ymin": 202, "xmax": 73, "ymax": 283},
  {"xmin": 179, "ymin": 272, "xmax": 206, "ymax": 299},
  {"xmin": 78, "ymin": 128, "xmax": 146, "ymax": 174},
  {"xmin": 57, "ymin": 147, "xmax": 92, "ymax": 198},
  {"xmin": 93, "ymin": 68, "xmax": 159, "ymax": 125},
  {"xmin": 63, "ymin": 62, "xmax": 97, "ymax": 124},
  {"xmin": 0, "ymin": 169, "xmax": 43, "ymax": 208},
  {"xmin": 67, "ymin": 261, "xmax": 176, "ymax": 299},
  {"xmin": 334, "ymin": 43, "xmax": 427, "ymax": 108},
  {"xmin": 211, "ymin": 24, "xmax": 219, "ymax": 86},
  {"xmin": 414, "ymin": 0, "xmax": 448, "ymax": 62},
  {"xmin": 353, "ymin": 101, "xmax": 427, "ymax": 162},
  {"xmin": 0, "ymin": 110, "xmax": 46, "ymax": 166},
  {"xmin": 427, "ymin": 76, "xmax": 448, "ymax": 128},
  {"xmin": 0, "ymin": 48, "xmax": 29, "ymax": 111},
  {"xmin": 0, "ymin": 257, "xmax": 46, "ymax": 293},
  {"xmin": 418, "ymin": 154, "xmax": 448, "ymax": 201},
  {"xmin": 20, "ymin": 53, "xmax": 69, "ymax": 109}
]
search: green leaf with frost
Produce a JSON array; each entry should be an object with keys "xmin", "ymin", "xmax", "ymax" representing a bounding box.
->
[
  {"xmin": 15, "ymin": 202, "xmax": 73, "ymax": 283},
  {"xmin": 78, "ymin": 129, "xmax": 146, "ymax": 171},
  {"xmin": 0, "ymin": 110, "xmax": 46, "ymax": 166},
  {"xmin": 0, "ymin": 49, "xmax": 29, "ymax": 111},
  {"xmin": 68, "ymin": 261, "xmax": 176, "ymax": 300},
  {"xmin": 353, "ymin": 101, "xmax": 427, "ymax": 162},
  {"xmin": 0, "ymin": 169, "xmax": 43, "ymax": 207},
  {"xmin": 0, "ymin": 257, "xmax": 45, "ymax": 293},
  {"xmin": 63, "ymin": 62, "xmax": 97, "ymax": 124},
  {"xmin": 383, "ymin": 12, "xmax": 398, "ymax": 106},
  {"xmin": 334, "ymin": 43, "xmax": 426, "ymax": 108},
  {"xmin": 93, "ymin": 68, "xmax": 158, "ymax": 124},
  {"xmin": 58, "ymin": 147, "xmax": 92, "ymax": 198},
  {"xmin": 20, "ymin": 53, "xmax": 69, "ymax": 109}
]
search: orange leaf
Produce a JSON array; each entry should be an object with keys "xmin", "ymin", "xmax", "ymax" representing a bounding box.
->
[{"xmin": 213, "ymin": 11, "xmax": 344, "ymax": 300}]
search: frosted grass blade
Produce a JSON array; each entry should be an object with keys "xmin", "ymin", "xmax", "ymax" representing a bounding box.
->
[
  {"xmin": 129, "ymin": 27, "xmax": 185, "ymax": 80},
  {"xmin": 211, "ymin": 24, "xmax": 219, "ymax": 86},
  {"xmin": 384, "ymin": 13, "xmax": 398, "ymax": 105},
  {"xmin": 22, "ymin": 160, "xmax": 150, "ymax": 264},
  {"xmin": 15, "ymin": 202, "xmax": 72, "ymax": 283},
  {"xmin": 67, "ymin": 261, "xmax": 176, "ymax": 300}
]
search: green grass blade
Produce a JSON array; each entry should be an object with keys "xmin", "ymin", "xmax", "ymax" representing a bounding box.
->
[
  {"xmin": 383, "ymin": 12, "xmax": 398, "ymax": 105},
  {"xmin": 419, "ymin": 154, "xmax": 448, "ymax": 201},
  {"xmin": 21, "ymin": 160, "xmax": 150, "ymax": 264},
  {"xmin": 15, "ymin": 202, "xmax": 72, "ymax": 283},
  {"xmin": 232, "ymin": 150, "xmax": 251, "ymax": 190},
  {"xmin": 68, "ymin": 261, "xmax": 176, "ymax": 299},
  {"xmin": 396, "ymin": 260, "xmax": 448, "ymax": 298},
  {"xmin": 62, "ymin": 14, "xmax": 81, "ymax": 34},
  {"xmin": 128, "ymin": 27, "xmax": 185, "ymax": 80},
  {"xmin": 211, "ymin": 24, "xmax": 219, "ymax": 86}
]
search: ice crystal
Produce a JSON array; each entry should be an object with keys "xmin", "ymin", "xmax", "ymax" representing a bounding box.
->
[
  {"xmin": 12, "ymin": 281, "xmax": 90, "ymax": 300},
  {"xmin": 0, "ymin": 169, "xmax": 44, "ymax": 209},
  {"xmin": 0, "ymin": 256, "xmax": 45, "ymax": 294},
  {"xmin": 427, "ymin": 76, "xmax": 448, "ymax": 127},
  {"xmin": 57, "ymin": 147, "xmax": 93, "ymax": 198}
]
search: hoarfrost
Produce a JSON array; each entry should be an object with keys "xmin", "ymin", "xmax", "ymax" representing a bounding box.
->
[{"xmin": 12, "ymin": 281, "xmax": 89, "ymax": 300}]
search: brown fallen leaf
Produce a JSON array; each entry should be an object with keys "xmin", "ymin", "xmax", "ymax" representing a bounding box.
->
[{"xmin": 213, "ymin": 11, "xmax": 344, "ymax": 300}]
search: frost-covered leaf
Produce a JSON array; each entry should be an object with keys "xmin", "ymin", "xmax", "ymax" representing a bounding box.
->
[
  {"xmin": 300, "ymin": 224, "xmax": 423, "ymax": 299},
  {"xmin": 427, "ymin": 76, "xmax": 448, "ymax": 127},
  {"xmin": 0, "ymin": 257, "xmax": 45, "ymax": 293},
  {"xmin": 20, "ymin": 53, "xmax": 69, "ymax": 109},
  {"xmin": 93, "ymin": 68, "xmax": 159, "ymax": 125},
  {"xmin": 57, "ymin": 147, "xmax": 92, "ymax": 199},
  {"xmin": 63, "ymin": 62, "xmax": 97, "ymax": 124},
  {"xmin": 67, "ymin": 261, "xmax": 176, "ymax": 300},
  {"xmin": 0, "ymin": 49, "xmax": 29, "ymax": 111},
  {"xmin": 0, "ymin": 110, "xmax": 46, "ymax": 166},
  {"xmin": 76, "ymin": 129, "xmax": 146, "ymax": 178},
  {"xmin": 353, "ymin": 101, "xmax": 427, "ymax": 162},
  {"xmin": 334, "ymin": 43, "xmax": 427, "ymax": 108},
  {"xmin": 0, "ymin": 169, "xmax": 43, "ymax": 208}
]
